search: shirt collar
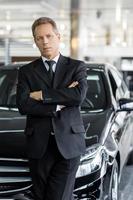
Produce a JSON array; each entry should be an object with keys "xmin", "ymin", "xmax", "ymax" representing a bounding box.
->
[
  {"xmin": 41, "ymin": 54, "xmax": 60, "ymax": 72},
  {"xmin": 42, "ymin": 54, "xmax": 60, "ymax": 64}
]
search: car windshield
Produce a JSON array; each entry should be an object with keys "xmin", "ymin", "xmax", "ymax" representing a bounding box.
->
[
  {"xmin": 0, "ymin": 68, "xmax": 107, "ymax": 111},
  {"xmin": 81, "ymin": 70, "xmax": 107, "ymax": 111},
  {"xmin": 0, "ymin": 69, "xmax": 18, "ymax": 108}
]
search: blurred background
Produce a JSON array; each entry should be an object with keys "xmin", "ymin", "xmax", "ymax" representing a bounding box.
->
[
  {"xmin": 0, "ymin": 1, "xmax": 133, "ymax": 199},
  {"xmin": 0, "ymin": 0, "xmax": 133, "ymax": 63},
  {"xmin": 1, "ymin": 0, "xmax": 133, "ymax": 96}
]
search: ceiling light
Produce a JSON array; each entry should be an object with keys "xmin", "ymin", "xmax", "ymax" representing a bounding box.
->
[{"xmin": 116, "ymin": 0, "xmax": 122, "ymax": 23}]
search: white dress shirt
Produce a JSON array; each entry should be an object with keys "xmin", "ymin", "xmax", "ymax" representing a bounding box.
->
[{"xmin": 41, "ymin": 54, "xmax": 63, "ymax": 111}]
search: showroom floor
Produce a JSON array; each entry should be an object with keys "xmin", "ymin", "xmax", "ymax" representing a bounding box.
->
[{"xmin": 119, "ymin": 165, "xmax": 133, "ymax": 200}]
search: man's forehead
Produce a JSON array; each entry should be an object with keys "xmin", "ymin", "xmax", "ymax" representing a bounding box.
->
[
  {"xmin": 35, "ymin": 23, "xmax": 53, "ymax": 30},
  {"xmin": 35, "ymin": 24, "xmax": 54, "ymax": 33}
]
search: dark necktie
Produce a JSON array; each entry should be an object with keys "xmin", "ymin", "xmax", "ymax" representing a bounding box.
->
[
  {"xmin": 45, "ymin": 60, "xmax": 55, "ymax": 84},
  {"xmin": 45, "ymin": 60, "xmax": 55, "ymax": 133}
]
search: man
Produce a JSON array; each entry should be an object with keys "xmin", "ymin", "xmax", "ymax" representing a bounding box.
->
[{"xmin": 16, "ymin": 17, "xmax": 87, "ymax": 200}]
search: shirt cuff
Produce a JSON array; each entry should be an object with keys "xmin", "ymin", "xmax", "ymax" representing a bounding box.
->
[{"xmin": 56, "ymin": 105, "xmax": 61, "ymax": 111}]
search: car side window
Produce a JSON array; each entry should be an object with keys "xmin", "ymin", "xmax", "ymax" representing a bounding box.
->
[
  {"xmin": 0, "ymin": 69, "xmax": 17, "ymax": 106},
  {"xmin": 81, "ymin": 71, "xmax": 107, "ymax": 110},
  {"xmin": 108, "ymin": 71, "xmax": 117, "ymax": 99},
  {"xmin": 121, "ymin": 79, "xmax": 130, "ymax": 97},
  {"xmin": 108, "ymin": 68, "xmax": 128, "ymax": 100}
]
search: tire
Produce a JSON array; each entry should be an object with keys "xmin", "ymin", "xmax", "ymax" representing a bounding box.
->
[
  {"xmin": 108, "ymin": 160, "xmax": 119, "ymax": 200},
  {"xmin": 101, "ymin": 160, "xmax": 119, "ymax": 200}
]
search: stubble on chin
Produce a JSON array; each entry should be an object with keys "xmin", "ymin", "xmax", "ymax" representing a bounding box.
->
[{"xmin": 41, "ymin": 50, "xmax": 52, "ymax": 59}]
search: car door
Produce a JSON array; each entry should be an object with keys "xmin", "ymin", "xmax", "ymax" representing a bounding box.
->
[
  {"xmin": 81, "ymin": 68, "xmax": 110, "ymax": 148},
  {"xmin": 108, "ymin": 67, "xmax": 132, "ymax": 168}
]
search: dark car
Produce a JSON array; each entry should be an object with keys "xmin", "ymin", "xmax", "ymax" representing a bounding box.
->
[
  {"xmin": 0, "ymin": 63, "xmax": 133, "ymax": 200},
  {"xmin": 122, "ymin": 70, "xmax": 133, "ymax": 97}
]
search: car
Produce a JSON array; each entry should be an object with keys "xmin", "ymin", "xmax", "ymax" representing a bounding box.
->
[
  {"xmin": 122, "ymin": 70, "xmax": 133, "ymax": 97},
  {"xmin": 74, "ymin": 63, "xmax": 133, "ymax": 200},
  {"xmin": 0, "ymin": 62, "xmax": 133, "ymax": 200}
]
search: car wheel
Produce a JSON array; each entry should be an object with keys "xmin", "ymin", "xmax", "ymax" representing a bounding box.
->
[
  {"xmin": 127, "ymin": 150, "xmax": 133, "ymax": 165},
  {"xmin": 108, "ymin": 160, "xmax": 119, "ymax": 200},
  {"xmin": 101, "ymin": 160, "xmax": 119, "ymax": 200}
]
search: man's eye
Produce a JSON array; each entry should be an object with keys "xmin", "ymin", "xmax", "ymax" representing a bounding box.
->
[
  {"xmin": 35, "ymin": 35, "xmax": 54, "ymax": 41},
  {"xmin": 36, "ymin": 37, "xmax": 42, "ymax": 41},
  {"xmin": 47, "ymin": 35, "xmax": 53, "ymax": 39}
]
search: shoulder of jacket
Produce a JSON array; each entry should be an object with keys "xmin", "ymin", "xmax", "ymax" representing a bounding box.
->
[
  {"xmin": 67, "ymin": 57, "xmax": 85, "ymax": 65},
  {"xmin": 19, "ymin": 58, "xmax": 40, "ymax": 72}
]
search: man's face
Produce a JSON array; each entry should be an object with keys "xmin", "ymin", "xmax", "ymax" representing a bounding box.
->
[{"xmin": 34, "ymin": 23, "xmax": 60, "ymax": 59}]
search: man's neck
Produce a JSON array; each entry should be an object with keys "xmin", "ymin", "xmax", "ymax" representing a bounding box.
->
[
  {"xmin": 42, "ymin": 53, "xmax": 60, "ymax": 62},
  {"xmin": 42, "ymin": 52, "xmax": 60, "ymax": 60}
]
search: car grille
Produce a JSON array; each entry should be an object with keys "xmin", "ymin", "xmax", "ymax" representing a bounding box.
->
[{"xmin": 0, "ymin": 158, "xmax": 32, "ymax": 195}]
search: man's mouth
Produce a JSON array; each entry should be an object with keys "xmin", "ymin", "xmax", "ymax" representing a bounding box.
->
[{"xmin": 43, "ymin": 47, "xmax": 51, "ymax": 51}]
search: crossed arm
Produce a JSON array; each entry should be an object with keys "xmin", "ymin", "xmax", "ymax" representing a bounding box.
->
[
  {"xmin": 29, "ymin": 81, "xmax": 79, "ymax": 111},
  {"xmin": 29, "ymin": 81, "xmax": 79, "ymax": 101},
  {"xmin": 16, "ymin": 64, "xmax": 87, "ymax": 117}
]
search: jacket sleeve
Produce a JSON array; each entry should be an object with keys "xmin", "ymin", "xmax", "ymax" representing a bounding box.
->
[
  {"xmin": 42, "ymin": 62, "xmax": 88, "ymax": 106},
  {"xmin": 16, "ymin": 68, "xmax": 56, "ymax": 117}
]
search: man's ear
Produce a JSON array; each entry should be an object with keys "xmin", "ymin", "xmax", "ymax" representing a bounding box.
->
[
  {"xmin": 33, "ymin": 38, "xmax": 38, "ymax": 48},
  {"xmin": 57, "ymin": 33, "xmax": 61, "ymax": 40},
  {"xmin": 34, "ymin": 37, "xmax": 36, "ymax": 44}
]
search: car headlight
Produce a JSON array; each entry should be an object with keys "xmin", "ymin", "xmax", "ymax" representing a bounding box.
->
[{"xmin": 76, "ymin": 145, "xmax": 108, "ymax": 178}]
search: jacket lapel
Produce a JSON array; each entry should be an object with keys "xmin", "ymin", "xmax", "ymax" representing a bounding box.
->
[
  {"xmin": 53, "ymin": 55, "xmax": 68, "ymax": 88},
  {"xmin": 33, "ymin": 58, "xmax": 51, "ymax": 87}
]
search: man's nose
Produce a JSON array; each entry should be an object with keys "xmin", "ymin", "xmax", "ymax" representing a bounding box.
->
[{"xmin": 42, "ymin": 36, "xmax": 48, "ymax": 44}]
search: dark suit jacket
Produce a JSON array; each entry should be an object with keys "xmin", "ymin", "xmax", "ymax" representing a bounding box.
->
[{"xmin": 16, "ymin": 55, "xmax": 88, "ymax": 159}]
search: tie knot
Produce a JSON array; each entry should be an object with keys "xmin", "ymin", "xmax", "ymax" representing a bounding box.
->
[
  {"xmin": 45, "ymin": 60, "xmax": 55, "ymax": 84},
  {"xmin": 45, "ymin": 60, "xmax": 55, "ymax": 68}
]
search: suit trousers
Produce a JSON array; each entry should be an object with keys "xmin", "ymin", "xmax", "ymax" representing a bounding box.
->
[{"xmin": 29, "ymin": 135, "xmax": 80, "ymax": 200}]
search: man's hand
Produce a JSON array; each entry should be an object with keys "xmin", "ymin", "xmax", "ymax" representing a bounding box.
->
[
  {"xmin": 30, "ymin": 91, "xmax": 42, "ymax": 101},
  {"xmin": 58, "ymin": 81, "xmax": 79, "ymax": 111},
  {"xmin": 68, "ymin": 81, "xmax": 79, "ymax": 88}
]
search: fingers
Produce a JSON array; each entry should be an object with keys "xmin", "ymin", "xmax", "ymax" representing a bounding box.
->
[
  {"xmin": 68, "ymin": 81, "xmax": 79, "ymax": 88},
  {"xmin": 30, "ymin": 91, "xmax": 42, "ymax": 100}
]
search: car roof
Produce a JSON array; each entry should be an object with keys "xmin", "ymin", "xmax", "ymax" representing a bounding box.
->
[
  {"xmin": 0, "ymin": 62, "xmax": 29, "ymax": 70},
  {"xmin": 0, "ymin": 62, "xmax": 118, "ymax": 73},
  {"xmin": 0, "ymin": 63, "xmax": 105, "ymax": 72},
  {"xmin": 86, "ymin": 62, "xmax": 118, "ymax": 72},
  {"xmin": 86, "ymin": 63, "xmax": 105, "ymax": 70}
]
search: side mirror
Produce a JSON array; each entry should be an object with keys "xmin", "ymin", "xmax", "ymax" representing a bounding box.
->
[{"xmin": 119, "ymin": 98, "xmax": 133, "ymax": 111}]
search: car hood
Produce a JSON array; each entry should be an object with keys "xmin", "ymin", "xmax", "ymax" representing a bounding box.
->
[
  {"xmin": 82, "ymin": 109, "xmax": 112, "ymax": 148},
  {"xmin": 0, "ymin": 108, "xmax": 26, "ymax": 131},
  {"xmin": 0, "ymin": 107, "xmax": 113, "ymax": 157},
  {"xmin": 0, "ymin": 108, "xmax": 26, "ymax": 158}
]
